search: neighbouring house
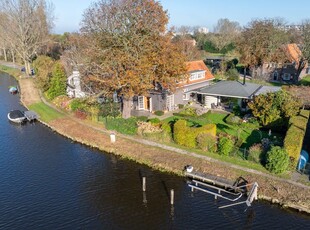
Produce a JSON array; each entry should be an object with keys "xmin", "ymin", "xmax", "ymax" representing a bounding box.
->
[
  {"xmin": 262, "ymin": 44, "xmax": 309, "ymax": 82},
  {"xmin": 67, "ymin": 70, "xmax": 86, "ymax": 98},
  {"xmin": 131, "ymin": 60, "xmax": 214, "ymax": 114},
  {"xmin": 191, "ymin": 80, "xmax": 281, "ymax": 110}
]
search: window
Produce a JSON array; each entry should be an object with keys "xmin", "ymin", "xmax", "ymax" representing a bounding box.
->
[
  {"xmin": 283, "ymin": 73, "xmax": 290, "ymax": 81},
  {"xmin": 183, "ymin": 93, "xmax": 190, "ymax": 100},
  {"xmin": 166, "ymin": 94, "xmax": 175, "ymax": 111},
  {"xmin": 137, "ymin": 96, "xmax": 144, "ymax": 110},
  {"xmin": 189, "ymin": 71, "xmax": 205, "ymax": 81}
]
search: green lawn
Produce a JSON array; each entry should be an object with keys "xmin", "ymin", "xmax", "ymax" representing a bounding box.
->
[
  {"xmin": 300, "ymin": 75, "xmax": 310, "ymax": 86},
  {"xmin": 0, "ymin": 65, "xmax": 21, "ymax": 78},
  {"xmin": 28, "ymin": 102, "xmax": 64, "ymax": 122}
]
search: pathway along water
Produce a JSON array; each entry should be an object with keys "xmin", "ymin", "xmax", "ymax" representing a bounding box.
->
[{"xmin": 0, "ymin": 73, "xmax": 309, "ymax": 229}]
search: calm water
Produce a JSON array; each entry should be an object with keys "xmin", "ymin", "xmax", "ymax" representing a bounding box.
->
[{"xmin": 0, "ymin": 72, "xmax": 309, "ymax": 229}]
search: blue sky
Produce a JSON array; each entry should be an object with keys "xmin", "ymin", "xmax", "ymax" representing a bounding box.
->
[{"xmin": 52, "ymin": 0, "xmax": 310, "ymax": 34}]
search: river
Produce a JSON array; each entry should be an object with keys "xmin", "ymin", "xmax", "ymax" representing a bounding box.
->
[{"xmin": 0, "ymin": 72, "xmax": 309, "ymax": 229}]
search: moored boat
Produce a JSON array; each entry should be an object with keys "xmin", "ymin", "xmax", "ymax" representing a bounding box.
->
[
  {"xmin": 9, "ymin": 86, "xmax": 18, "ymax": 94},
  {"xmin": 7, "ymin": 110, "xmax": 25, "ymax": 123}
]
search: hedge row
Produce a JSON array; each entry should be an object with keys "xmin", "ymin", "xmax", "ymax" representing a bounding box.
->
[
  {"xmin": 284, "ymin": 110, "xmax": 310, "ymax": 164},
  {"xmin": 173, "ymin": 119, "xmax": 216, "ymax": 148}
]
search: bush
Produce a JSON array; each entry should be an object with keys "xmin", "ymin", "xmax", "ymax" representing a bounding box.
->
[
  {"xmin": 74, "ymin": 110, "xmax": 88, "ymax": 120},
  {"xmin": 105, "ymin": 117, "xmax": 137, "ymax": 135},
  {"xmin": 173, "ymin": 119, "xmax": 216, "ymax": 148},
  {"xmin": 284, "ymin": 110, "xmax": 310, "ymax": 164},
  {"xmin": 46, "ymin": 62, "xmax": 67, "ymax": 100},
  {"xmin": 70, "ymin": 98, "xmax": 86, "ymax": 111},
  {"xmin": 225, "ymin": 113, "xmax": 241, "ymax": 125},
  {"xmin": 226, "ymin": 68, "xmax": 239, "ymax": 81},
  {"xmin": 265, "ymin": 146, "xmax": 289, "ymax": 174},
  {"xmin": 161, "ymin": 122, "xmax": 172, "ymax": 137},
  {"xmin": 154, "ymin": 110, "xmax": 164, "ymax": 116},
  {"xmin": 178, "ymin": 104, "xmax": 185, "ymax": 109},
  {"xmin": 136, "ymin": 116, "xmax": 148, "ymax": 122},
  {"xmin": 196, "ymin": 133, "xmax": 217, "ymax": 152},
  {"xmin": 179, "ymin": 107, "xmax": 197, "ymax": 117},
  {"xmin": 248, "ymin": 143, "xmax": 264, "ymax": 163},
  {"xmin": 52, "ymin": 95, "xmax": 71, "ymax": 110},
  {"xmin": 148, "ymin": 118, "xmax": 161, "ymax": 124},
  {"xmin": 137, "ymin": 121, "xmax": 162, "ymax": 136},
  {"xmin": 218, "ymin": 136, "xmax": 234, "ymax": 156}
]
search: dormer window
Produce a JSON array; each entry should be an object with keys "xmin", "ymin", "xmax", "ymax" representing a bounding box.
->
[{"xmin": 189, "ymin": 70, "xmax": 205, "ymax": 81}]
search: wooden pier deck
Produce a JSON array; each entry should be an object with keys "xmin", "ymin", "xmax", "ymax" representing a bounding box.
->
[
  {"xmin": 24, "ymin": 110, "xmax": 40, "ymax": 121},
  {"xmin": 185, "ymin": 170, "xmax": 258, "ymax": 209}
]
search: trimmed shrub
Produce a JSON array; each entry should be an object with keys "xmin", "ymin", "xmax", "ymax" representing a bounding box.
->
[
  {"xmin": 248, "ymin": 143, "xmax": 264, "ymax": 163},
  {"xmin": 178, "ymin": 104, "xmax": 185, "ymax": 109},
  {"xmin": 173, "ymin": 119, "xmax": 216, "ymax": 148},
  {"xmin": 197, "ymin": 133, "xmax": 217, "ymax": 152},
  {"xmin": 284, "ymin": 110, "xmax": 310, "ymax": 164},
  {"xmin": 218, "ymin": 136, "xmax": 234, "ymax": 156},
  {"xmin": 265, "ymin": 146, "xmax": 289, "ymax": 174},
  {"xmin": 154, "ymin": 110, "xmax": 164, "ymax": 116},
  {"xmin": 174, "ymin": 120, "xmax": 188, "ymax": 146}
]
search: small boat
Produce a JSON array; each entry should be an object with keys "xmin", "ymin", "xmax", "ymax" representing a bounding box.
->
[
  {"xmin": 7, "ymin": 110, "xmax": 26, "ymax": 123},
  {"xmin": 9, "ymin": 86, "xmax": 18, "ymax": 94}
]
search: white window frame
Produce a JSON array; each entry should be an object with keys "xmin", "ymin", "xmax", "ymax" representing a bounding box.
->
[
  {"xmin": 166, "ymin": 94, "xmax": 175, "ymax": 111},
  {"xmin": 137, "ymin": 96, "xmax": 144, "ymax": 110},
  {"xmin": 183, "ymin": 93, "xmax": 190, "ymax": 100},
  {"xmin": 189, "ymin": 71, "xmax": 205, "ymax": 81}
]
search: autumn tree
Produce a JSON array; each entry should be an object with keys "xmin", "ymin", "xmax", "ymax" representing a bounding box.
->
[
  {"xmin": 32, "ymin": 55, "xmax": 55, "ymax": 91},
  {"xmin": 248, "ymin": 90, "xmax": 301, "ymax": 127},
  {"xmin": 288, "ymin": 21, "xmax": 310, "ymax": 82},
  {"xmin": 237, "ymin": 18, "xmax": 290, "ymax": 79},
  {"xmin": 0, "ymin": 0, "xmax": 54, "ymax": 75},
  {"xmin": 80, "ymin": 0, "xmax": 187, "ymax": 118}
]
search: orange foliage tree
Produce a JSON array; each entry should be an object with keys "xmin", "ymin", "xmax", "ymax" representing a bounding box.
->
[{"xmin": 80, "ymin": 0, "xmax": 187, "ymax": 118}]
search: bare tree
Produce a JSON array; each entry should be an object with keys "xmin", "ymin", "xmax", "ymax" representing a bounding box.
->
[
  {"xmin": 212, "ymin": 18, "xmax": 241, "ymax": 52},
  {"xmin": 0, "ymin": 0, "xmax": 54, "ymax": 75}
]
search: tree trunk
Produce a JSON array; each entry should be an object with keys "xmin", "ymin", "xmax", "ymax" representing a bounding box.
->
[
  {"xmin": 24, "ymin": 58, "xmax": 31, "ymax": 76},
  {"xmin": 122, "ymin": 97, "xmax": 132, "ymax": 119},
  {"xmin": 11, "ymin": 49, "xmax": 15, "ymax": 63},
  {"xmin": 3, "ymin": 48, "xmax": 7, "ymax": 61}
]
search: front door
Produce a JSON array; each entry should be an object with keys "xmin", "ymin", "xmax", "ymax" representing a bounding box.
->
[{"xmin": 138, "ymin": 96, "xmax": 152, "ymax": 111}]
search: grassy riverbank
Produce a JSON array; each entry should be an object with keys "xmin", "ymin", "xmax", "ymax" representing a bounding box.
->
[{"xmin": 1, "ymin": 64, "xmax": 310, "ymax": 215}]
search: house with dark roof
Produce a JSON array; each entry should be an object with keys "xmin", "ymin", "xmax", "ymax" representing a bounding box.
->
[
  {"xmin": 263, "ymin": 44, "xmax": 309, "ymax": 82},
  {"xmin": 191, "ymin": 80, "xmax": 281, "ymax": 109},
  {"xmin": 132, "ymin": 60, "xmax": 214, "ymax": 113}
]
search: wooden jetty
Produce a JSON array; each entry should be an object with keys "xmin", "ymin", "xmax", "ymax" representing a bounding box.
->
[
  {"xmin": 185, "ymin": 170, "xmax": 258, "ymax": 209},
  {"xmin": 24, "ymin": 110, "xmax": 40, "ymax": 122}
]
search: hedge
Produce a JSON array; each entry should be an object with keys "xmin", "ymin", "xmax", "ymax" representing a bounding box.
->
[
  {"xmin": 173, "ymin": 119, "xmax": 216, "ymax": 148},
  {"xmin": 284, "ymin": 110, "xmax": 310, "ymax": 164}
]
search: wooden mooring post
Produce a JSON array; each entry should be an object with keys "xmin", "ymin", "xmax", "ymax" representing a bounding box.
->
[
  {"xmin": 142, "ymin": 177, "xmax": 146, "ymax": 192},
  {"xmin": 170, "ymin": 189, "xmax": 174, "ymax": 205}
]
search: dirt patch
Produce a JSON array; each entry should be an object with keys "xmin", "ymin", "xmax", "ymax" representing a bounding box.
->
[{"xmin": 19, "ymin": 78, "xmax": 41, "ymax": 105}]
